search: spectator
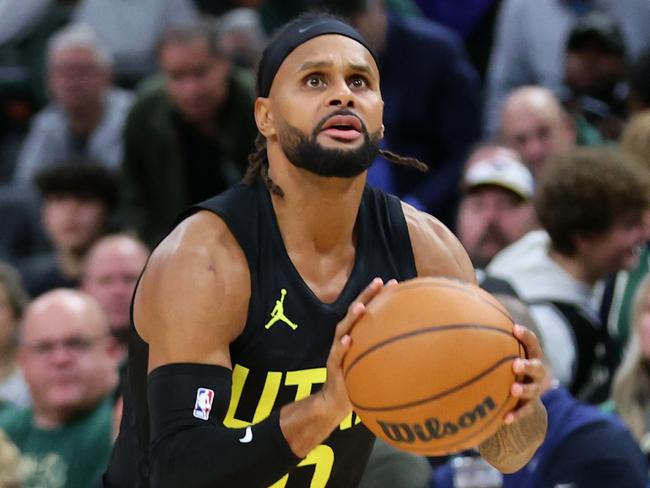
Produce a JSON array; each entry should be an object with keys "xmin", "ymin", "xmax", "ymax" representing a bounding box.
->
[
  {"xmin": 498, "ymin": 86, "xmax": 576, "ymax": 178},
  {"xmin": 484, "ymin": 0, "xmax": 650, "ymax": 134},
  {"xmin": 21, "ymin": 164, "xmax": 119, "ymax": 298},
  {"xmin": 0, "ymin": 289, "xmax": 119, "ymax": 487},
  {"xmin": 432, "ymin": 295, "xmax": 649, "ymax": 488},
  {"xmin": 600, "ymin": 111, "xmax": 650, "ymax": 346},
  {"xmin": 13, "ymin": 23, "xmax": 134, "ymax": 185},
  {"xmin": 611, "ymin": 276, "xmax": 650, "ymax": 456},
  {"xmin": 218, "ymin": 8, "xmax": 268, "ymax": 70},
  {"xmin": 121, "ymin": 20, "xmax": 257, "ymax": 245},
  {"xmin": 0, "ymin": 262, "xmax": 31, "ymax": 411},
  {"xmin": 74, "ymin": 0, "xmax": 199, "ymax": 86},
  {"xmin": 563, "ymin": 12, "xmax": 628, "ymax": 141},
  {"xmin": 628, "ymin": 50, "xmax": 650, "ymax": 115},
  {"xmin": 81, "ymin": 234, "xmax": 149, "ymax": 357},
  {"xmin": 316, "ymin": 0, "xmax": 482, "ymax": 227},
  {"xmin": 456, "ymin": 145, "xmax": 535, "ymax": 271},
  {"xmin": 488, "ymin": 148, "xmax": 650, "ymax": 402}
]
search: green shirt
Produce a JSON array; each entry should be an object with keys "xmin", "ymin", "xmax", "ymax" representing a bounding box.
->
[{"xmin": 0, "ymin": 397, "xmax": 113, "ymax": 488}]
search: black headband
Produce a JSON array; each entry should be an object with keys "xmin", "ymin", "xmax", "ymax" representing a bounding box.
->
[{"xmin": 256, "ymin": 14, "xmax": 378, "ymax": 97}]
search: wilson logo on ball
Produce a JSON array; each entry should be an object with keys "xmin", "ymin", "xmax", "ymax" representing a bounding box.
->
[{"xmin": 376, "ymin": 396, "xmax": 497, "ymax": 444}]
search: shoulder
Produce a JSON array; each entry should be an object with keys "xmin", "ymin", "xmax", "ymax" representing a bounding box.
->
[
  {"xmin": 0, "ymin": 405, "xmax": 31, "ymax": 435},
  {"xmin": 29, "ymin": 105, "xmax": 64, "ymax": 131},
  {"xmin": 135, "ymin": 210, "xmax": 250, "ymax": 367},
  {"xmin": 127, "ymin": 81, "xmax": 170, "ymax": 122},
  {"xmin": 107, "ymin": 88, "xmax": 135, "ymax": 111},
  {"xmin": 546, "ymin": 419, "xmax": 647, "ymax": 485},
  {"xmin": 402, "ymin": 202, "xmax": 475, "ymax": 282}
]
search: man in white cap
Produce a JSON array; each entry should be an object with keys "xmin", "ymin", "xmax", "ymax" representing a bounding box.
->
[{"xmin": 456, "ymin": 145, "xmax": 536, "ymax": 273}]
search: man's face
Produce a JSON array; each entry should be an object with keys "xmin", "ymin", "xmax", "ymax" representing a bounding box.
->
[
  {"xmin": 565, "ymin": 48, "xmax": 624, "ymax": 98},
  {"xmin": 82, "ymin": 241, "xmax": 148, "ymax": 332},
  {"xmin": 457, "ymin": 186, "xmax": 534, "ymax": 268},
  {"xmin": 42, "ymin": 196, "xmax": 107, "ymax": 253},
  {"xmin": 262, "ymin": 35, "xmax": 384, "ymax": 177},
  {"xmin": 501, "ymin": 105, "xmax": 574, "ymax": 177},
  {"xmin": 577, "ymin": 218, "xmax": 646, "ymax": 279},
  {"xmin": 49, "ymin": 46, "xmax": 109, "ymax": 112},
  {"xmin": 19, "ymin": 300, "xmax": 117, "ymax": 417},
  {"xmin": 160, "ymin": 38, "xmax": 230, "ymax": 123}
]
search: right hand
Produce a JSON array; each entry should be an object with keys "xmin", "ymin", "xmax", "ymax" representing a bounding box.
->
[{"xmin": 320, "ymin": 277, "xmax": 397, "ymax": 421}]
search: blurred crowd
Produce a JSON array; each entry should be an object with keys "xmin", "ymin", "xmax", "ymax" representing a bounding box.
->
[{"xmin": 1, "ymin": 0, "xmax": 650, "ymax": 486}]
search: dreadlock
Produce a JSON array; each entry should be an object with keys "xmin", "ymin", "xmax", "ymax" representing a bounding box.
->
[
  {"xmin": 243, "ymin": 133, "xmax": 285, "ymax": 197},
  {"xmin": 243, "ymin": 134, "xmax": 428, "ymax": 197}
]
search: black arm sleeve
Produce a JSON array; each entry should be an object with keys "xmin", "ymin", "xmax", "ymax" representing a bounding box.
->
[
  {"xmin": 542, "ymin": 422, "xmax": 649, "ymax": 488},
  {"xmin": 147, "ymin": 363, "xmax": 300, "ymax": 487}
]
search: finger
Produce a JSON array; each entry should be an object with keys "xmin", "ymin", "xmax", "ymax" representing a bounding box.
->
[
  {"xmin": 328, "ymin": 330, "xmax": 353, "ymax": 368},
  {"xmin": 335, "ymin": 302, "xmax": 366, "ymax": 340},
  {"xmin": 504, "ymin": 399, "xmax": 535, "ymax": 425},
  {"xmin": 355, "ymin": 277, "xmax": 385, "ymax": 305},
  {"xmin": 513, "ymin": 358, "xmax": 546, "ymax": 383},
  {"xmin": 511, "ymin": 381, "xmax": 541, "ymax": 401},
  {"xmin": 513, "ymin": 324, "xmax": 544, "ymax": 360}
]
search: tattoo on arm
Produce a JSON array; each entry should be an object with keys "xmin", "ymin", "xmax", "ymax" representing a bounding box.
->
[{"xmin": 479, "ymin": 400, "xmax": 548, "ymax": 473}]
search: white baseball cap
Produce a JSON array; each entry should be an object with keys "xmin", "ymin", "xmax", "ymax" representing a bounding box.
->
[{"xmin": 463, "ymin": 155, "xmax": 535, "ymax": 200}]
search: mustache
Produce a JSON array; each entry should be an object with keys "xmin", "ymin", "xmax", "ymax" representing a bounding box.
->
[
  {"xmin": 477, "ymin": 223, "xmax": 510, "ymax": 250},
  {"xmin": 313, "ymin": 109, "xmax": 368, "ymax": 136}
]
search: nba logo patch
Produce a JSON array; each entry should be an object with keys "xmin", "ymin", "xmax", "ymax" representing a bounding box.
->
[{"xmin": 193, "ymin": 388, "xmax": 214, "ymax": 421}]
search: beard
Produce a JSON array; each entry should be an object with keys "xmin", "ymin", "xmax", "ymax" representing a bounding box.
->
[
  {"xmin": 277, "ymin": 109, "xmax": 381, "ymax": 178},
  {"xmin": 473, "ymin": 223, "xmax": 512, "ymax": 267}
]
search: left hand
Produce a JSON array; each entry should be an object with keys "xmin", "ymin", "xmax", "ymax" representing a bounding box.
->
[{"xmin": 503, "ymin": 323, "xmax": 547, "ymax": 425}]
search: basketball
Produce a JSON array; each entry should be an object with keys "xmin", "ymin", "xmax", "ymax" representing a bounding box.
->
[{"xmin": 342, "ymin": 277, "xmax": 525, "ymax": 456}]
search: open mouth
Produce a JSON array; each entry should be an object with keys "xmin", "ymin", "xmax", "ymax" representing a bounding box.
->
[{"xmin": 320, "ymin": 115, "xmax": 363, "ymax": 141}]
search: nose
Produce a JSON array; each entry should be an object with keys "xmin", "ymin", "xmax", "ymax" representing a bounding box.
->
[
  {"xmin": 49, "ymin": 343, "xmax": 75, "ymax": 366},
  {"xmin": 327, "ymin": 79, "xmax": 355, "ymax": 108}
]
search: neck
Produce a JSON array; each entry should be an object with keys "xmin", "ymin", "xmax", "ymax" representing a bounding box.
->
[
  {"xmin": 57, "ymin": 246, "xmax": 90, "ymax": 279},
  {"xmin": 33, "ymin": 405, "xmax": 74, "ymax": 429},
  {"xmin": 267, "ymin": 152, "xmax": 366, "ymax": 255},
  {"xmin": 68, "ymin": 97, "xmax": 104, "ymax": 135},
  {"xmin": 548, "ymin": 249, "xmax": 599, "ymax": 285}
]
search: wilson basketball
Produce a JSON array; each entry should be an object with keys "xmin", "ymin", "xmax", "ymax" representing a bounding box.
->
[{"xmin": 342, "ymin": 277, "xmax": 525, "ymax": 456}]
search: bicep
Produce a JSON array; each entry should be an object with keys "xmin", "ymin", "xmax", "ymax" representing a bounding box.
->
[{"xmin": 134, "ymin": 212, "xmax": 250, "ymax": 371}]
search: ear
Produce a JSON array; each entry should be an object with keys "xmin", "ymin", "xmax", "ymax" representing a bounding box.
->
[
  {"xmin": 255, "ymin": 97, "xmax": 276, "ymax": 138},
  {"xmin": 380, "ymin": 123, "xmax": 385, "ymax": 139},
  {"xmin": 572, "ymin": 232, "xmax": 590, "ymax": 254}
]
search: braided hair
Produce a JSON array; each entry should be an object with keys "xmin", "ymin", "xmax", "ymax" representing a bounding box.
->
[{"xmin": 243, "ymin": 134, "xmax": 428, "ymax": 197}]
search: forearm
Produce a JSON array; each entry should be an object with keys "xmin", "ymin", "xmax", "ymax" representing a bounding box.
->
[
  {"xmin": 280, "ymin": 390, "xmax": 348, "ymax": 458},
  {"xmin": 148, "ymin": 364, "xmax": 301, "ymax": 487},
  {"xmin": 478, "ymin": 398, "xmax": 547, "ymax": 473},
  {"xmin": 150, "ymin": 410, "xmax": 300, "ymax": 487}
]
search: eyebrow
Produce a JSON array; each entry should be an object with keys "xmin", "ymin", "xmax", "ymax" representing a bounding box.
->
[{"xmin": 297, "ymin": 60, "xmax": 375, "ymax": 76}]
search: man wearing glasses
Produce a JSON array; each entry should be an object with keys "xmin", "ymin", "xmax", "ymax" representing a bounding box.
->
[{"xmin": 0, "ymin": 288, "xmax": 121, "ymax": 488}]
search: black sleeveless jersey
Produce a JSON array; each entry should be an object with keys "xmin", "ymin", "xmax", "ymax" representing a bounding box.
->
[{"xmin": 105, "ymin": 178, "xmax": 417, "ymax": 487}]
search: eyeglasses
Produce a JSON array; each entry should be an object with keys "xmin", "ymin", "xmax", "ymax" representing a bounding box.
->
[{"xmin": 21, "ymin": 335, "xmax": 106, "ymax": 358}]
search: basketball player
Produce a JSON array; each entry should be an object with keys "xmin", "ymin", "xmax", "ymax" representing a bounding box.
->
[{"xmin": 103, "ymin": 13, "xmax": 548, "ymax": 487}]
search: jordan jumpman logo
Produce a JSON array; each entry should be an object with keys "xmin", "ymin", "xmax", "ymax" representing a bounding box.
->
[{"xmin": 264, "ymin": 289, "xmax": 298, "ymax": 330}]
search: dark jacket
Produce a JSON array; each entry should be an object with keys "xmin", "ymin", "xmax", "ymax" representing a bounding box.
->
[{"xmin": 121, "ymin": 68, "xmax": 257, "ymax": 245}]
